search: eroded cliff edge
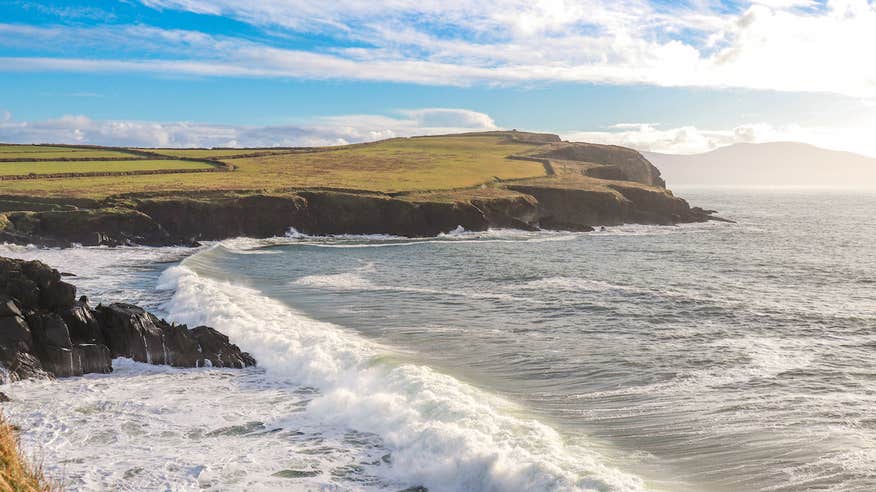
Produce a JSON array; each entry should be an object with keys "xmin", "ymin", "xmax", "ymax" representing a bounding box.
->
[{"xmin": 0, "ymin": 133, "xmax": 727, "ymax": 246}]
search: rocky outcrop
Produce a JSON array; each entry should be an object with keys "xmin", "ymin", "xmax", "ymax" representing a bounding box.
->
[
  {"xmin": 530, "ymin": 142, "xmax": 666, "ymax": 188},
  {"xmin": 0, "ymin": 257, "xmax": 254, "ymax": 383},
  {"xmin": 2, "ymin": 208, "xmax": 171, "ymax": 247},
  {"xmin": 0, "ymin": 183, "xmax": 727, "ymax": 247},
  {"xmin": 507, "ymin": 182, "xmax": 717, "ymax": 231},
  {"xmin": 0, "ymin": 137, "xmax": 728, "ymax": 246}
]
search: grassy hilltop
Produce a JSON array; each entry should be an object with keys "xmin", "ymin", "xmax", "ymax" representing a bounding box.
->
[
  {"xmin": 0, "ymin": 131, "xmax": 713, "ymax": 245},
  {"xmin": 0, "ymin": 134, "xmax": 550, "ymax": 199}
]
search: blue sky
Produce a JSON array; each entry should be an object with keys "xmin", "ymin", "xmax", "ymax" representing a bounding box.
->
[{"xmin": 1, "ymin": 0, "xmax": 874, "ymax": 155}]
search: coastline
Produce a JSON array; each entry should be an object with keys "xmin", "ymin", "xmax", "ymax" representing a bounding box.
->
[{"xmin": 0, "ymin": 237, "xmax": 650, "ymax": 491}]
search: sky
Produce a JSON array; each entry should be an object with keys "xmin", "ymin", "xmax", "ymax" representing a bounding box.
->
[{"xmin": 0, "ymin": 0, "xmax": 874, "ymax": 155}]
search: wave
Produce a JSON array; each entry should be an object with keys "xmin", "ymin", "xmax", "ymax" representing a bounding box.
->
[
  {"xmin": 157, "ymin": 260, "xmax": 646, "ymax": 491},
  {"xmin": 292, "ymin": 263, "xmax": 526, "ymax": 303}
]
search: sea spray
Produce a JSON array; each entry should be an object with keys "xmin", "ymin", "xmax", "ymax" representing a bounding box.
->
[{"xmin": 157, "ymin": 261, "xmax": 646, "ymax": 491}]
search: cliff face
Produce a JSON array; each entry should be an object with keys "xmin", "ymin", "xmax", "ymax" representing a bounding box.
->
[{"xmin": 0, "ymin": 134, "xmax": 725, "ymax": 246}]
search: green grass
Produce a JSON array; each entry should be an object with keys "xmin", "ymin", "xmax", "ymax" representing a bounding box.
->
[
  {"xmin": 0, "ymin": 145, "xmax": 75, "ymax": 153},
  {"xmin": 0, "ymin": 135, "xmax": 547, "ymax": 198},
  {"xmin": 0, "ymin": 160, "xmax": 215, "ymax": 176},
  {"xmin": 0, "ymin": 151, "xmax": 142, "ymax": 160},
  {"xmin": 137, "ymin": 148, "xmax": 294, "ymax": 158}
]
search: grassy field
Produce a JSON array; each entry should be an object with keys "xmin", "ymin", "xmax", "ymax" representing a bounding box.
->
[
  {"xmin": 0, "ymin": 151, "xmax": 140, "ymax": 160},
  {"xmin": 0, "ymin": 135, "xmax": 547, "ymax": 198},
  {"xmin": 137, "ymin": 148, "xmax": 295, "ymax": 159},
  {"xmin": 0, "ymin": 160, "xmax": 215, "ymax": 176},
  {"xmin": 0, "ymin": 145, "xmax": 83, "ymax": 153},
  {"xmin": 0, "ymin": 145, "xmax": 138, "ymax": 160}
]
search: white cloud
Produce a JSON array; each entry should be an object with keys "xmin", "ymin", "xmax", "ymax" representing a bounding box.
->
[
  {"xmin": 566, "ymin": 122, "xmax": 876, "ymax": 157},
  {"xmin": 2, "ymin": 1, "xmax": 876, "ymax": 97},
  {"xmin": 0, "ymin": 108, "xmax": 496, "ymax": 148}
]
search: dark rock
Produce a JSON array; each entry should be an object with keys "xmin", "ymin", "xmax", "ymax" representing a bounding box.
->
[
  {"xmin": 0, "ymin": 315, "xmax": 35, "ymax": 361},
  {"xmin": 26, "ymin": 312, "xmax": 72, "ymax": 350},
  {"xmin": 96, "ymin": 303, "xmax": 255, "ymax": 369},
  {"xmin": 0, "ymin": 352, "xmax": 50, "ymax": 383},
  {"xmin": 161, "ymin": 322, "xmax": 201, "ymax": 368},
  {"xmin": 38, "ymin": 345, "xmax": 79, "ymax": 377},
  {"xmin": 0, "ymin": 257, "xmax": 254, "ymax": 381},
  {"xmin": 191, "ymin": 326, "xmax": 256, "ymax": 368},
  {"xmin": 96, "ymin": 303, "xmax": 167, "ymax": 364},
  {"xmin": 74, "ymin": 344, "xmax": 112, "ymax": 375},
  {"xmin": 37, "ymin": 343, "xmax": 112, "ymax": 377},
  {"xmin": 61, "ymin": 298, "xmax": 106, "ymax": 345},
  {"xmin": 0, "ymin": 296, "xmax": 22, "ymax": 318},
  {"xmin": 0, "ymin": 258, "xmax": 76, "ymax": 311},
  {"xmin": 0, "ymin": 391, "xmax": 9, "ymax": 402}
]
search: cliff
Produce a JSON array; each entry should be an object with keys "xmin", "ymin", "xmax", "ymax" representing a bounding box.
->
[{"xmin": 0, "ymin": 131, "xmax": 727, "ymax": 246}]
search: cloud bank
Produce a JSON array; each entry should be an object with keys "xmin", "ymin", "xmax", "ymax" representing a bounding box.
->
[
  {"xmin": 564, "ymin": 122, "xmax": 876, "ymax": 157},
  {"xmin": 3, "ymin": 107, "xmax": 872, "ymax": 157},
  {"xmin": 0, "ymin": 108, "xmax": 497, "ymax": 148},
  {"xmin": 1, "ymin": 1, "xmax": 876, "ymax": 97}
]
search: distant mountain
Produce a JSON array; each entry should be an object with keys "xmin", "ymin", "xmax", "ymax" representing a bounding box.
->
[{"xmin": 643, "ymin": 142, "xmax": 876, "ymax": 187}]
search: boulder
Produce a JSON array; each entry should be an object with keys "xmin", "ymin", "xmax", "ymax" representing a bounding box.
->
[
  {"xmin": 0, "ymin": 296, "xmax": 22, "ymax": 318},
  {"xmin": 75, "ymin": 344, "xmax": 113, "ymax": 375},
  {"xmin": 160, "ymin": 322, "xmax": 201, "ymax": 368},
  {"xmin": 191, "ymin": 326, "xmax": 256, "ymax": 368},
  {"xmin": 96, "ymin": 303, "xmax": 168, "ymax": 364},
  {"xmin": 0, "ymin": 257, "xmax": 255, "ymax": 381},
  {"xmin": 96, "ymin": 303, "xmax": 256, "ymax": 369},
  {"xmin": 26, "ymin": 312, "xmax": 72, "ymax": 350},
  {"xmin": 0, "ymin": 315, "xmax": 35, "ymax": 361},
  {"xmin": 0, "ymin": 352, "xmax": 49, "ymax": 383},
  {"xmin": 61, "ymin": 297, "xmax": 106, "ymax": 344}
]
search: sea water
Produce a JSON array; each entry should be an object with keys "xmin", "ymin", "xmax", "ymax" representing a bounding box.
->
[{"xmin": 3, "ymin": 187, "xmax": 875, "ymax": 491}]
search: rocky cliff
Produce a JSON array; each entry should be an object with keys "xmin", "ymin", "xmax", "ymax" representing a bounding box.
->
[
  {"xmin": 0, "ymin": 257, "xmax": 254, "ymax": 383},
  {"xmin": 0, "ymin": 134, "xmax": 728, "ymax": 246}
]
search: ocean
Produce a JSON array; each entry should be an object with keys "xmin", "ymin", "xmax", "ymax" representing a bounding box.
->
[{"xmin": 3, "ymin": 187, "xmax": 875, "ymax": 491}]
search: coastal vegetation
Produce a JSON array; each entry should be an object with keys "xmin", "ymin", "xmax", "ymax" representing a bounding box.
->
[
  {"xmin": 0, "ymin": 412, "xmax": 52, "ymax": 492},
  {"xmin": 0, "ymin": 135, "xmax": 545, "ymax": 198},
  {"xmin": 0, "ymin": 160, "xmax": 213, "ymax": 177},
  {"xmin": 0, "ymin": 131, "xmax": 721, "ymax": 246}
]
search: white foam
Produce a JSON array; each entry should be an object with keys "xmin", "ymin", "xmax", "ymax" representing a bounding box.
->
[
  {"xmin": 157, "ymin": 262, "xmax": 646, "ymax": 491},
  {"xmin": 292, "ymin": 263, "xmax": 525, "ymax": 303}
]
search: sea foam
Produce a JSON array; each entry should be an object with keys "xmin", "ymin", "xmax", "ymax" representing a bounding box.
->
[{"xmin": 156, "ymin": 257, "xmax": 646, "ymax": 491}]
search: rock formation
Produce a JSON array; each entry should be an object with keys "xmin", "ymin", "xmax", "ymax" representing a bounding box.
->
[
  {"xmin": 0, "ymin": 257, "xmax": 254, "ymax": 383},
  {"xmin": 0, "ymin": 132, "xmax": 730, "ymax": 247}
]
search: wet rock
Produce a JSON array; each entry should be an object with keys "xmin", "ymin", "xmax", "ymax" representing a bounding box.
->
[
  {"xmin": 0, "ymin": 392, "xmax": 9, "ymax": 402},
  {"xmin": 0, "ymin": 257, "xmax": 255, "ymax": 381},
  {"xmin": 96, "ymin": 303, "xmax": 169, "ymax": 364},
  {"xmin": 0, "ymin": 296, "xmax": 22, "ymax": 318},
  {"xmin": 190, "ymin": 326, "xmax": 256, "ymax": 368},
  {"xmin": 74, "ymin": 344, "xmax": 112, "ymax": 375},
  {"xmin": 26, "ymin": 312, "xmax": 72, "ymax": 350},
  {"xmin": 160, "ymin": 322, "xmax": 201, "ymax": 368},
  {"xmin": 0, "ymin": 315, "xmax": 35, "ymax": 360},
  {"xmin": 0, "ymin": 352, "xmax": 50, "ymax": 383},
  {"xmin": 61, "ymin": 297, "xmax": 106, "ymax": 345}
]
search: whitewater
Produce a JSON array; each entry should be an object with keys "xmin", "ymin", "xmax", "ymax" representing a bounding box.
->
[{"xmin": 3, "ymin": 187, "xmax": 876, "ymax": 491}]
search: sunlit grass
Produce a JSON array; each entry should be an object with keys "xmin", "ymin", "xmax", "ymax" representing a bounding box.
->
[
  {"xmin": 0, "ymin": 136, "xmax": 546, "ymax": 198},
  {"xmin": 0, "ymin": 160, "xmax": 215, "ymax": 176}
]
